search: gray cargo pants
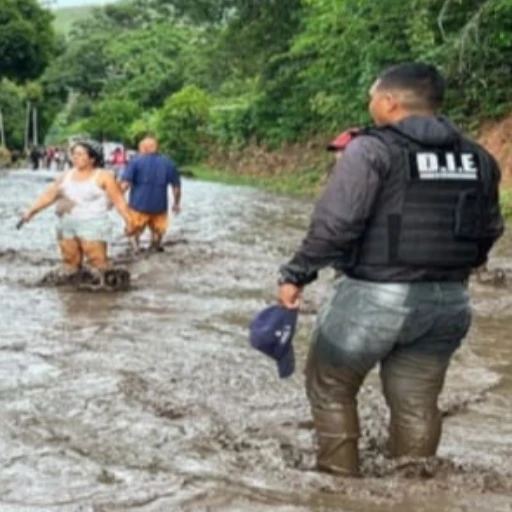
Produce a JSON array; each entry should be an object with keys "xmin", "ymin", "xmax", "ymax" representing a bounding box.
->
[{"xmin": 306, "ymin": 276, "xmax": 471, "ymax": 476}]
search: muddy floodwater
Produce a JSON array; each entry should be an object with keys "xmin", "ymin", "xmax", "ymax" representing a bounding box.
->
[{"xmin": 1, "ymin": 168, "xmax": 512, "ymax": 512}]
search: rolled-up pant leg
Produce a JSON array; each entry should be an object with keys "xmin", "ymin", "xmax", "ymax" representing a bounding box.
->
[{"xmin": 380, "ymin": 350, "xmax": 450, "ymax": 458}]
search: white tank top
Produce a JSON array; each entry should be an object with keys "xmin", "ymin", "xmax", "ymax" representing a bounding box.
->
[{"xmin": 59, "ymin": 170, "xmax": 110, "ymax": 220}]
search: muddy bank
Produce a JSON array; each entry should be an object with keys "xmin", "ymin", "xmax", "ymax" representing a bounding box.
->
[{"xmin": 1, "ymin": 169, "xmax": 512, "ymax": 511}]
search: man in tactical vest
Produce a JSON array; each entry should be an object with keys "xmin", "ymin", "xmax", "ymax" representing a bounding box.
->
[{"xmin": 278, "ymin": 63, "xmax": 504, "ymax": 476}]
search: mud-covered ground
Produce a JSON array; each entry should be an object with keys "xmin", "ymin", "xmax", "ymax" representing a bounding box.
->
[{"xmin": 1, "ymin": 168, "xmax": 512, "ymax": 512}]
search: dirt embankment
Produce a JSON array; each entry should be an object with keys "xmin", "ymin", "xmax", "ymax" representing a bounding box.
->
[
  {"xmin": 206, "ymin": 137, "xmax": 332, "ymax": 179},
  {"xmin": 207, "ymin": 114, "xmax": 512, "ymax": 187},
  {"xmin": 479, "ymin": 114, "xmax": 512, "ymax": 186}
]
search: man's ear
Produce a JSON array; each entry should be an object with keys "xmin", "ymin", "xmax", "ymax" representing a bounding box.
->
[{"xmin": 384, "ymin": 92, "xmax": 399, "ymax": 113}]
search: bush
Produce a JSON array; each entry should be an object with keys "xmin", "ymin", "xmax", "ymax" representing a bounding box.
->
[
  {"xmin": 208, "ymin": 101, "xmax": 256, "ymax": 149},
  {"xmin": 0, "ymin": 146, "xmax": 11, "ymax": 168},
  {"xmin": 156, "ymin": 85, "xmax": 211, "ymax": 164},
  {"xmin": 127, "ymin": 111, "xmax": 159, "ymax": 147},
  {"xmin": 500, "ymin": 189, "xmax": 512, "ymax": 220},
  {"xmin": 83, "ymin": 97, "xmax": 141, "ymax": 143}
]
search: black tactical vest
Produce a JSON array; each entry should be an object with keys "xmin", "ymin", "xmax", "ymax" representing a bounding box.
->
[{"xmin": 355, "ymin": 126, "xmax": 494, "ymax": 269}]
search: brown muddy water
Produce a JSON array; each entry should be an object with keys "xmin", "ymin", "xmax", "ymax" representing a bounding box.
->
[{"xmin": 1, "ymin": 168, "xmax": 512, "ymax": 512}]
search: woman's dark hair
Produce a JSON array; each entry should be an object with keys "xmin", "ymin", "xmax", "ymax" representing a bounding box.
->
[{"xmin": 71, "ymin": 140, "xmax": 104, "ymax": 168}]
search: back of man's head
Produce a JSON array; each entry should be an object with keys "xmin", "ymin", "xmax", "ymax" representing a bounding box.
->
[
  {"xmin": 139, "ymin": 137, "xmax": 159, "ymax": 155},
  {"xmin": 376, "ymin": 62, "xmax": 445, "ymax": 112}
]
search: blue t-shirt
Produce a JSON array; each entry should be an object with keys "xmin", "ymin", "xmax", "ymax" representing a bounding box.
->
[{"xmin": 122, "ymin": 153, "xmax": 181, "ymax": 214}]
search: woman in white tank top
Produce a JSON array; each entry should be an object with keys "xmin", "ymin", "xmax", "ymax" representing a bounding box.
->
[{"xmin": 18, "ymin": 140, "xmax": 134, "ymax": 272}]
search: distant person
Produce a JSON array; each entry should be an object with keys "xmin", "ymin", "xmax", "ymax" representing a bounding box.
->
[
  {"xmin": 111, "ymin": 146, "xmax": 127, "ymax": 179},
  {"xmin": 10, "ymin": 149, "xmax": 20, "ymax": 168},
  {"xmin": 45, "ymin": 146, "xmax": 55, "ymax": 169},
  {"xmin": 18, "ymin": 140, "xmax": 134, "ymax": 273},
  {"xmin": 29, "ymin": 146, "xmax": 40, "ymax": 170},
  {"xmin": 54, "ymin": 148, "xmax": 63, "ymax": 171},
  {"xmin": 120, "ymin": 137, "xmax": 181, "ymax": 253},
  {"xmin": 111, "ymin": 147, "xmax": 126, "ymax": 165}
]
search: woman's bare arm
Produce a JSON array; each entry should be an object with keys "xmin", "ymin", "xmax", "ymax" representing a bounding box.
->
[
  {"xmin": 100, "ymin": 171, "xmax": 132, "ymax": 226},
  {"xmin": 21, "ymin": 172, "xmax": 67, "ymax": 223}
]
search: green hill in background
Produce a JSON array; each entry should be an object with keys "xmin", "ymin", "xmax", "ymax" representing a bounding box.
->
[
  {"xmin": 53, "ymin": 2, "xmax": 118, "ymax": 34},
  {"xmin": 53, "ymin": 5, "xmax": 95, "ymax": 33}
]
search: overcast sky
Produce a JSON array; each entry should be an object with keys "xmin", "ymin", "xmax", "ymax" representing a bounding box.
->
[{"xmin": 51, "ymin": 0, "xmax": 112, "ymax": 7}]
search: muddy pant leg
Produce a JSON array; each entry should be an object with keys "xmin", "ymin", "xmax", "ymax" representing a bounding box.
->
[
  {"xmin": 306, "ymin": 278, "xmax": 413, "ymax": 475},
  {"xmin": 58, "ymin": 238, "xmax": 83, "ymax": 271},
  {"xmin": 380, "ymin": 350, "xmax": 450, "ymax": 458},
  {"xmin": 306, "ymin": 357, "xmax": 367, "ymax": 476},
  {"xmin": 80, "ymin": 240, "xmax": 108, "ymax": 270}
]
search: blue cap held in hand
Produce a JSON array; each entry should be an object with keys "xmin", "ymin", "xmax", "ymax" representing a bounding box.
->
[{"xmin": 249, "ymin": 305, "xmax": 298, "ymax": 378}]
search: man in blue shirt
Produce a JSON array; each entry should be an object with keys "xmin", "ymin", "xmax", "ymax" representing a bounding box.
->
[{"xmin": 120, "ymin": 137, "xmax": 181, "ymax": 253}]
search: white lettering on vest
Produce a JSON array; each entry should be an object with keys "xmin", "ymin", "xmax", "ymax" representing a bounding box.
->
[
  {"xmin": 415, "ymin": 152, "xmax": 478, "ymax": 180},
  {"xmin": 417, "ymin": 153, "xmax": 439, "ymax": 173},
  {"xmin": 461, "ymin": 153, "xmax": 477, "ymax": 173}
]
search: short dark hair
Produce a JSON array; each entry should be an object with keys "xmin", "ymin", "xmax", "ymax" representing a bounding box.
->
[{"xmin": 376, "ymin": 62, "xmax": 445, "ymax": 110}]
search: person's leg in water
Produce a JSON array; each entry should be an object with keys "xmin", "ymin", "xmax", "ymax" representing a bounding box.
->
[
  {"xmin": 58, "ymin": 238, "xmax": 83, "ymax": 272},
  {"xmin": 69, "ymin": 217, "xmax": 110, "ymax": 272},
  {"xmin": 126, "ymin": 210, "xmax": 148, "ymax": 254},
  {"xmin": 148, "ymin": 212, "xmax": 168, "ymax": 252},
  {"xmin": 380, "ymin": 284, "xmax": 471, "ymax": 458},
  {"xmin": 150, "ymin": 231, "xmax": 163, "ymax": 252},
  {"xmin": 305, "ymin": 278, "xmax": 412, "ymax": 476},
  {"xmin": 80, "ymin": 240, "xmax": 109, "ymax": 270},
  {"xmin": 130, "ymin": 232, "xmax": 142, "ymax": 254}
]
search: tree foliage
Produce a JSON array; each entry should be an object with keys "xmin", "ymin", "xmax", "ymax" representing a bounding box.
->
[
  {"xmin": 41, "ymin": 0, "xmax": 512, "ymax": 161},
  {"xmin": 0, "ymin": 0, "xmax": 56, "ymax": 82},
  {"xmin": 83, "ymin": 97, "xmax": 141, "ymax": 143},
  {"xmin": 0, "ymin": 80, "xmax": 25, "ymax": 148},
  {"xmin": 156, "ymin": 85, "xmax": 212, "ymax": 164},
  {"xmin": 0, "ymin": 0, "xmax": 59, "ymax": 149}
]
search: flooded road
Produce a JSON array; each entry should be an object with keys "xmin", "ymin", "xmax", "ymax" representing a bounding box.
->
[{"xmin": 1, "ymin": 168, "xmax": 512, "ymax": 512}]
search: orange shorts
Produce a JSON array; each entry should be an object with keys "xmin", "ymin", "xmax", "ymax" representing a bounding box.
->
[{"xmin": 129, "ymin": 209, "xmax": 169, "ymax": 235}]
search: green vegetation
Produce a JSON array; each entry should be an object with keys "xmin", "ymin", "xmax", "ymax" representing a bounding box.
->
[
  {"xmin": 187, "ymin": 167, "xmax": 512, "ymax": 224},
  {"xmin": 3, "ymin": 0, "xmax": 512, "ymax": 192},
  {"xmin": 0, "ymin": 0, "xmax": 56, "ymax": 81},
  {"xmin": 40, "ymin": 0, "xmax": 511, "ymax": 159},
  {"xmin": 0, "ymin": 0, "xmax": 59, "ymax": 150},
  {"xmin": 189, "ymin": 164, "xmax": 324, "ymax": 197},
  {"xmin": 53, "ymin": 5, "xmax": 95, "ymax": 34},
  {"xmin": 500, "ymin": 190, "xmax": 512, "ymax": 220}
]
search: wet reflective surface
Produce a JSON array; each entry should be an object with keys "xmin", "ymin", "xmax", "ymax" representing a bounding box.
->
[{"xmin": 1, "ymin": 168, "xmax": 512, "ymax": 511}]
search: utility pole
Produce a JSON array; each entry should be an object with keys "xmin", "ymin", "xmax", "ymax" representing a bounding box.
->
[
  {"xmin": 32, "ymin": 106, "xmax": 38, "ymax": 147},
  {"xmin": 24, "ymin": 102, "xmax": 31, "ymax": 152}
]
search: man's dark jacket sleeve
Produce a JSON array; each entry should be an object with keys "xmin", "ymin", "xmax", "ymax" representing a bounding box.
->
[
  {"xmin": 478, "ymin": 153, "xmax": 505, "ymax": 263},
  {"xmin": 280, "ymin": 136, "xmax": 389, "ymax": 285}
]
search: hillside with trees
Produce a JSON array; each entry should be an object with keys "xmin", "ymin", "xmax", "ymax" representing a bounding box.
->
[
  {"xmin": 4, "ymin": 0, "xmax": 512, "ymax": 186},
  {"xmin": 0, "ymin": 0, "xmax": 58, "ymax": 154}
]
